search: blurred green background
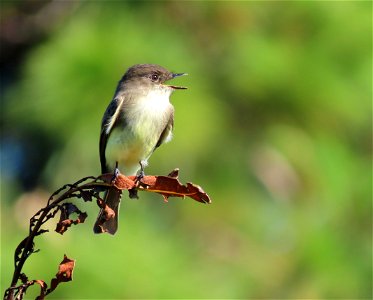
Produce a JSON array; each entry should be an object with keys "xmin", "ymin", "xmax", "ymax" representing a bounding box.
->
[{"xmin": 1, "ymin": 1, "xmax": 371, "ymax": 299}]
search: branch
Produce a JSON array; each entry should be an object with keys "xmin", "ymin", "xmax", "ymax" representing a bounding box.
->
[{"xmin": 4, "ymin": 169, "xmax": 211, "ymax": 300}]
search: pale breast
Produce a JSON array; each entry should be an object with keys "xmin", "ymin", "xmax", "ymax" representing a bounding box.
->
[
  {"xmin": 125, "ymin": 88, "xmax": 174, "ymax": 145},
  {"xmin": 105, "ymin": 87, "xmax": 174, "ymax": 175}
]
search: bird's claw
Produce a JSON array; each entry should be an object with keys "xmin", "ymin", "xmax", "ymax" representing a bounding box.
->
[
  {"xmin": 134, "ymin": 161, "xmax": 146, "ymax": 183},
  {"xmin": 111, "ymin": 163, "xmax": 120, "ymax": 183}
]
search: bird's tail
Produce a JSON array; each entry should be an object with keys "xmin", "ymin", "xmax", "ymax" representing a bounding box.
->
[{"xmin": 93, "ymin": 187, "xmax": 122, "ymax": 235}]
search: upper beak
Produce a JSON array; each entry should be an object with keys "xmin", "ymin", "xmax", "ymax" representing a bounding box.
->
[
  {"xmin": 172, "ymin": 73, "xmax": 188, "ymax": 78},
  {"xmin": 166, "ymin": 73, "xmax": 188, "ymax": 89}
]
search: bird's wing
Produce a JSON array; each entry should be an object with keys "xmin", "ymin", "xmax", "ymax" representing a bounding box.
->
[
  {"xmin": 99, "ymin": 96, "xmax": 124, "ymax": 173},
  {"xmin": 155, "ymin": 109, "xmax": 174, "ymax": 149}
]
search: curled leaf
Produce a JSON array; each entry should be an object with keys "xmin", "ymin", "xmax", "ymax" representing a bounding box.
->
[
  {"xmin": 55, "ymin": 203, "xmax": 87, "ymax": 235},
  {"xmin": 80, "ymin": 190, "xmax": 93, "ymax": 202},
  {"xmin": 34, "ymin": 280, "xmax": 47, "ymax": 300},
  {"xmin": 94, "ymin": 197, "xmax": 116, "ymax": 233},
  {"xmin": 4, "ymin": 279, "xmax": 47, "ymax": 300},
  {"xmin": 167, "ymin": 168, "xmax": 180, "ymax": 178},
  {"xmin": 48, "ymin": 255, "xmax": 75, "ymax": 294}
]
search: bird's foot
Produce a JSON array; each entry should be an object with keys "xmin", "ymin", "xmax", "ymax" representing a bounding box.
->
[
  {"xmin": 130, "ymin": 161, "xmax": 149, "ymax": 199},
  {"xmin": 111, "ymin": 162, "xmax": 120, "ymax": 182},
  {"xmin": 135, "ymin": 161, "xmax": 146, "ymax": 183},
  {"xmin": 136, "ymin": 169, "xmax": 145, "ymax": 182},
  {"xmin": 111, "ymin": 162, "xmax": 120, "ymax": 183}
]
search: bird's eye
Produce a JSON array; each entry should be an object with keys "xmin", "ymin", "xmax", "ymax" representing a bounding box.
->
[{"xmin": 151, "ymin": 74, "xmax": 159, "ymax": 81}]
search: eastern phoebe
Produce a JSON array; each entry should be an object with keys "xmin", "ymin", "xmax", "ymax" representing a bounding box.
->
[{"xmin": 93, "ymin": 64, "xmax": 187, "ymax": 234}]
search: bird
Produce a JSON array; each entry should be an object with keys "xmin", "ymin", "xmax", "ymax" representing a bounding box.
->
[{"xmin": 93, "ymin": 64, "xmax": 187, "ymax": 234}]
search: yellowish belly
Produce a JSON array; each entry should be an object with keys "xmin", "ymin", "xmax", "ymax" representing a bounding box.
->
[{"xmin": 105, "ymin": 127, "xmax": 156, "ymax": 175}]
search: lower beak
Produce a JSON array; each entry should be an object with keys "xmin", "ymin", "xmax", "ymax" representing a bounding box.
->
[{"xmin": 168, "ymin": 85, "xmax": 187, "ymax": 90}]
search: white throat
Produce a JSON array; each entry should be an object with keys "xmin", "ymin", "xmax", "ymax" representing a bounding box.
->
[{"xmin": 129, "ymin": 85, "xmax": 173, "ymax": 121}]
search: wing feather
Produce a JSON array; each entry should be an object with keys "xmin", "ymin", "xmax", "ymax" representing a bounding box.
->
[
  {"xmin": 155, "ymin": 110, "xmax": 174, "ymax": 149},
  {"xmin": 99, "ymin": 97, "xmax": 124, "ymax": 173}
]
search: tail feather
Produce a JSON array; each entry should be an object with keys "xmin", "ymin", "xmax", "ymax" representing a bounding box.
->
[{"xmin": 93, "ymin": 187, "xmax": 122, "ymax": 235}]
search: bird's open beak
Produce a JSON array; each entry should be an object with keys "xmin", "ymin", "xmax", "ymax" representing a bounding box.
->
[{"xmin": 165, "ymin": 73, "xmax": 188, "ymax": 89}]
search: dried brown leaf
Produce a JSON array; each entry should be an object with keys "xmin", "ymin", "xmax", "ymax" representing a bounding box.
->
[
  {"xmin": 109, "ymin": 171, "xmax": 212, "ymax": 204},
  {"xmin": 80, "ymin": 190, "xmax": 93, "ymax": 202},
  {"xmin": 96, "ymin": 198, "xmax": 116, "ymax": 221},
  {"xmin": 4, "ymin": 279, "xmax": 47, "ymax": 300},
  {"xmin": 94, "ymin": 196, "xmax": 116, "ymax": 233},
  {"xmin": 34, "ymin": 280, "xmax": 47, "ymax": 300},
  {"xmin": 167, "ymin": 168, "xmax": 180, "ymax": 178},
  {"xmin": 48, "ymin": 255, "xmax": 75, "ymax": 294},
  {"xmin": 55, "ymin": 203, "xmax": 87, "ymax": 234}
]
